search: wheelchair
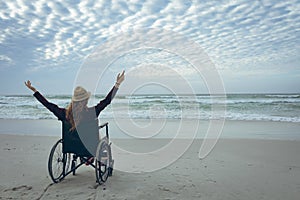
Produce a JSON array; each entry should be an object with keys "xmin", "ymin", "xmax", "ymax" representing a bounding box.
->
[{"xmin": 47, "ymin": 119, "xmax": 114, "ymax": 184}]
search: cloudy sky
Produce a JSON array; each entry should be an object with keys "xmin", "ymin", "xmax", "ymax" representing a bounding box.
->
[{"xmin": 0, "ymin": 0, "xmax": 299, "ymax": 95}]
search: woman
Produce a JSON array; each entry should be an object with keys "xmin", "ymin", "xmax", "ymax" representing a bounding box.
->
[{"xmin": 25, "ymin": 71, "xmax": 125, "ymax": 163}]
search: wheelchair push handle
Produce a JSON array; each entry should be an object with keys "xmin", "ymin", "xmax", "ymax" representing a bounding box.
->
[
  {"xmin": 99, "ymin": 122, "xmax": 108, "ymax": 129},
  {"xmin": 99, "ymin": 122, "xmax": 109, "ymax": 139}
]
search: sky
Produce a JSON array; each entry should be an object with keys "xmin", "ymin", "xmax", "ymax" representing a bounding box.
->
[{"xmin": 0, "ymin": 0, "xmax": 299, "ymax": 95}]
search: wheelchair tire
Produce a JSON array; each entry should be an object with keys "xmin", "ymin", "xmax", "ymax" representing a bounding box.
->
[
  {"xmin": 95, "ymin": 139, "xmax": 112, "ymax": 184},
  {"xmin": 48, "ymin": 139, "xmax": 68, "ymax": 183}
]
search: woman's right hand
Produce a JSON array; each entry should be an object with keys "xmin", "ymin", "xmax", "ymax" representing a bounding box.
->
[
  {"xmin": 115, "ymin": 70, "xmax": 125, "ymax": 87},
  {"xmin": 25, "ymin": 80, "xmax": 37, "ymax": 93}
]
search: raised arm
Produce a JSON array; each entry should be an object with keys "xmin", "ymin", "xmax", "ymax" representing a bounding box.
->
[
  {"xmin": 95, "ymin": 70, "xmax": 125, "ymax": 116},
  {"xmin": 25, "ymin": 80, "xmax": 65, "ymax": 120}
]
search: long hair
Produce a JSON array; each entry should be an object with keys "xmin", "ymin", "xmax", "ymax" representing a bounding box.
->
[{"xmin": 66, "ymin": 99, "xmax": 88, "ymax": 131}]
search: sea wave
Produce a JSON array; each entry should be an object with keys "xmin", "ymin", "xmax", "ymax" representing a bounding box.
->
[
  {"xmin": 265, "ymin": 94, "xmax": 300, "ymax": 98},
  {"xmin": 0, "ymin": 94, "xmax": 299, "ymax": 123}
]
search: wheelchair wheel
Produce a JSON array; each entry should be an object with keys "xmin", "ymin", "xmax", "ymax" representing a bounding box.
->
[
  {"xmin": 48, "ymin": 139, "xmax": 70, "ymax": 183},
  {"xmin": 95, "ymin": 139, "xmax": 112, "ymax": 184}
]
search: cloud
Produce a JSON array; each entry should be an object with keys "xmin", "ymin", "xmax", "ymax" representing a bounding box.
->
[
  {"xmin": 0, "ymin": 0, "xmax": 299, "ymax": 75},
  {"xmin": 0, "ymin": 54, "xmax": 13, "ymax": 71},
  {"xmin": 0, "ymin": 54, "xmax": 13, "ymax": 63}
]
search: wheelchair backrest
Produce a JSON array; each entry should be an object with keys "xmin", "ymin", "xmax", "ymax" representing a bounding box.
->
[{"xmin": 62, "ymin": 118, "xmax": 99, "ymax": 157}]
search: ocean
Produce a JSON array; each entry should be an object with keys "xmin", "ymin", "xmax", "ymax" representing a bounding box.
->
[{"xmin": 0, "ymin": 93, "xmax": 300, "ymax": 123}]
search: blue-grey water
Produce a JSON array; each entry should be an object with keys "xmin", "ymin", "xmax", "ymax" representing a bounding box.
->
[{"xmin": 0, "ymin": 93, "xmax": 300, "ymax": 123}]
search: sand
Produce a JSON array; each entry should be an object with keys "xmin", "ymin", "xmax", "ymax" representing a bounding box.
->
[{"xmin": 0, "ymin": 119, "xmax": 300, "ymax": 200}]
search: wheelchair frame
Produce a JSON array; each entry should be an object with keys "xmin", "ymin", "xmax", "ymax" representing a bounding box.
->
[{"xmin": 48, "ymin": 122, "xmax": 114, "ymax": 184}]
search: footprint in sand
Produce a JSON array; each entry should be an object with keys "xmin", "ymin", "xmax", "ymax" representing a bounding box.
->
[{"xmin": 4, "ymin": 185, "xmax": 33, "ymax": 192}]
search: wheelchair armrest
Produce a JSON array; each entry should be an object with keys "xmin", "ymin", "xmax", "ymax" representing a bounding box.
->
[{"xmin": 99, "ymin": 122, "xmax": 109, "ymax": 139}]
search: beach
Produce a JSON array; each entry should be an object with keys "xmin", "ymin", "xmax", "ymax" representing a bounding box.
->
[
  {"xmin": 0, "ymin": 119, "xmax": 300, "ymax": 200},
  {"xmin": 1, "ymin": 0, "xmax": 300, "ymax": 198}
]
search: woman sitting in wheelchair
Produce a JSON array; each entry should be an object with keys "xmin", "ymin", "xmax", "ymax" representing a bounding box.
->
[{"xmin": 25, "ymin": 70, "xmax": 125, "ymax": 165}]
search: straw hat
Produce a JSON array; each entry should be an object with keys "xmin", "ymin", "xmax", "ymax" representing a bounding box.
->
[{"xmin": 72, "ymin": 86, "xmax": 91, "ymax": 102}]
